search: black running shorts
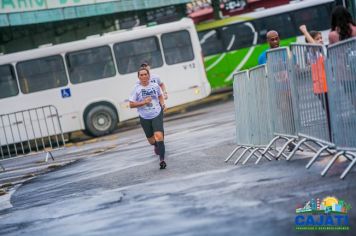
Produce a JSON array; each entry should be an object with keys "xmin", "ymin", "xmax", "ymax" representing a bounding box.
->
[{"xmin": 139, "ymin": 111, "xmax": 164, "ymax": 138}]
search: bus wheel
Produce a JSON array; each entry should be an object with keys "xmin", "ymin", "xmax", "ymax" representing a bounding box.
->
[{"xmin": 84, "ymin": 105, "xmax": 118, "ymax": 137}]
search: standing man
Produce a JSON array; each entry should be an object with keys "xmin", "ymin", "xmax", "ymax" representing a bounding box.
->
[
  {"xmin": 140, "ymin": 62, "xmax": 168, "ymax": 100},
  {"xmin": 130, "ymin": 67, "xmax": 168, "ymax": 169},
  {"xmin": 258, "ymin": 30, "xmax": 280, "ymax": 65}
]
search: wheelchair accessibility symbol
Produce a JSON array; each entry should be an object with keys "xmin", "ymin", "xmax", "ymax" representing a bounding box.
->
[{"xmin": 61, "ymin": 88, "xmax": 71, "ymax": 98}]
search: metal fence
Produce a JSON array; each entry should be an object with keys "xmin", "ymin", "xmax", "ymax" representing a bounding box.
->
[
  {"xmin": 249, "ymin": 65, "xmax": 274, "ymax": 146},
  {"xmin": 290, "ymin": 44, "xmax": 331, "ymax": 141},
  {"xmin": 225, "ymin": 67, "xmax": 274, "ymax": 165},
  {"xmin": 322, "ymin": 38, "xmax": 356, "ymax": 179},
  {"xmin": 227, "ymin": 39, "xmax": 356, "ymax": 179},
  {"xmin": 286, "ymin": 44, "xmax": 336, "ymax": 166},
  {"xmin": 226, "ymin": 71, "xmax": 254, "ymax": 164},
  {"xmin": 233, "ymin": 70, "xmax": 251, "ymax": 146},
  {"xmin": 327, "ymin": 38, "xmax": 356, "ymax": 149},
  {"xmin": 266, "ymin": 47, "xmax": 296, "ymax": 136},
  {"xmin": 0, "ymin": 105, "xmax": 65, "ymax": 170},
  {"xmin": 261, "ymin": 47, "xmax": 302, "ymax": 160}
]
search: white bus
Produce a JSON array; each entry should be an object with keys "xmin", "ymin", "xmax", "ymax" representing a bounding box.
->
[{"xmin": 0, "ymin": 18, "xmax": 211, "ymax": 138}]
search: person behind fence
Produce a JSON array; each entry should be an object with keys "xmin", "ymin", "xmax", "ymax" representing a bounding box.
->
[
  {"xmin": 329, "ymin": 6, "xmax": 356, "ymax": 45},
  {"xmin": 329, "ymin": 6, "xmax": 356, "ymax": 108},
  {"xmin": 129, "ymin": 67, "xmax": 168, "ymax": 169},
  {"xmin": 299, "ymin": 24, "xmax": 331, "ymax": 140},
  {"xmin": 298, "ymin": 25, "xmax": 327, "ymax": 98},
  {"xmin": 258, "ymin": 30, "xmax": 280, "ymax": 65},
  {"xmin": 140, "ymin": 61, "xmax": 168, "ymax": 100}
]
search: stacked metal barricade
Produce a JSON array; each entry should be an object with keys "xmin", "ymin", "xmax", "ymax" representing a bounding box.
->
[{"xmin": 227, "ymin": 38, "xmax": 356, "ymax": 179}]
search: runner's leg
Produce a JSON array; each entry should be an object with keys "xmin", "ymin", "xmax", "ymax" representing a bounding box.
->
[
  {"xmin": 152, "ymin": 111, "xmax": 166, "ymax": 166},
  {"xmin": 154, "ymin": 132, "xmax": 165, "ymax": 161},
  {"xmin": 140, "ymin": 116, "xmax": 157, "ymax": 154}
]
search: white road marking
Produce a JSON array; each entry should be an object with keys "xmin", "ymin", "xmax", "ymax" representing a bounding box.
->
[
  {"xmin": 226, "ymin": 34, "xmax": 236, "ymax": 51},
  {"xmin": 199, "ymin": 30, "xmax": 216, "ymax": 44},
  {"xmin": 206, "ymin": 53, "xmax": 226, "ymax": 72},
  {"xmin": 206, "ymin": 34, "xmax": 235, "ymax": 72},
  {"xmin": 225, "ymin": 22, "xmax": 258, "ymax": 82}
]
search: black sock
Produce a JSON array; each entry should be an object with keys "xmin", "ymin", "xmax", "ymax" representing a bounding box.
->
[{"xmin": 157, "ymin": 141, "xmax": 165, "ymax": 161}]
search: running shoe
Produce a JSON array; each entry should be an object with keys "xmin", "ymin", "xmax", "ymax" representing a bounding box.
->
[{"xmin": 160, "ymin": 160, "xmax": 167, "ymax": 169}]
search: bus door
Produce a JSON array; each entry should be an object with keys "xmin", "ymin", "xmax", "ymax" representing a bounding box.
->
[{"xmin": 158, "ymin": 29, "xmax": 207, "ymax": 106}]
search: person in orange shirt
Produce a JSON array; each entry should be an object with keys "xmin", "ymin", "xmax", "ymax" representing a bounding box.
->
[{"xmin": 299, "ymin": 24, "xmax": 331, "ymax": 140}]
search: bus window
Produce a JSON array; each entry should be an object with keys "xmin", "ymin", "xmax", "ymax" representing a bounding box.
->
[
  {"xmin": 0, "ymin": 64, "xmax": 19, "ymax": 99},
  {"xmin": 291, "ymin": 6, "xmax": 330, "ymax": 32},
  {"xmin": 220, "ymin": 23, "xmax": 256, "ymax": 51},
  {"xmin": 255, "ymin": 13, "xmax": 295, "ymax": 43},
  {"xmin": 17, "ymin": 55, "xmax": 68, "ymax": 94},
  {"xmin": 114, "ymin": 37, "xmax": 163, "ymax": 74},
  {"xmin": 66, "ymin": 46, "xmax": 116, "ymax": 84},
  {"xmin": 198, "ymin": 29, "xmax": 224, "ymax": 56},
  {"xmin": 161, "ymin": 30, "xmax": 194, "ymax": 65}
]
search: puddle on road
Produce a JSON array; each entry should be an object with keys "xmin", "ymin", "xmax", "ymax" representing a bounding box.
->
[{"xmin": 0, "ymin": 185, "xmax": 21, "ymax": 211}]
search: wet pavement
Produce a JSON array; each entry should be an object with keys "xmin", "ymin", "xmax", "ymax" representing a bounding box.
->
[{"xmin": 0, "ymin": 99, "xmax": 355, "ymax": 236}]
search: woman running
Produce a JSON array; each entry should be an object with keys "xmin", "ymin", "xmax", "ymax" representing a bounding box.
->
[
  {"xmin": 140, "ymin": 61, "xmax": 168, "ymax": 100},
  {"xmin": 129, "ymin": 67, "xmax": 167, "ymax": 169}
]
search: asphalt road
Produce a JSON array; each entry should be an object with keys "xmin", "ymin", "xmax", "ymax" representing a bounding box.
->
[{"xmin": 0, "ymin": 99, "xmax": 355, "ymax": 236}]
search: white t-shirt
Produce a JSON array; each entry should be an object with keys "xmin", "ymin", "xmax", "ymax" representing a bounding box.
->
[{"xmin": 129, "ymin": 82, "xmax": 162, "ymax": 119}]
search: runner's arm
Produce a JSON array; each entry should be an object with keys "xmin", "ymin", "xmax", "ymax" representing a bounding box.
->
[
  {"xmin": 159, "ymin": 95, "xmax": 167, "ymax": 111},
  {"xmin": 160, "ymin": 83, "xmax": 168, "ymax": 100},
  {"xmin": 129, "ymin": 97, "xmax": 151, "ymax": 108},
  {"xmin": 153, "ymin": 74, "xmax": 168, "ymax": 100}
]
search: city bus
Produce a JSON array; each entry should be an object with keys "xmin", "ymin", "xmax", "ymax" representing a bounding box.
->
[
  {"xmin": 196, "ymin": 0, "xmax": 335, "ymax": 90},
  {"xmin": 0, "ymin": 18, "xmax": 211, "ymax": 139}
]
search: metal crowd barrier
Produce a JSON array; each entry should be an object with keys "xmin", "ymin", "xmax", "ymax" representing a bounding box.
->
[
  {"xmin": 225, "ymin": 66, "xmax": 274, "ymax": 165},
  {"xmin": 0, "ymin": 105, "xmax": 65, "ymax": 171},
  {"xmin": 322, "ymin": 38, "xmax": 356, "ymax": 179},
  {"xmin": 286, "ymin": 44, "xmax": 336, "ymax": 165},
  {"xmin": 290, "ymin": 44, "xmax": 331, "ymax": 141},
  {"xmin": 225, "ymin": 71, "xmax": 253, "ymax": 164},
  {"xmin": 246, "ymin": 65, "xmax": 275, "ymax": 164},
  {"xmin": 259, "ymin": 47, "xmax": 303, "ymax": 160},
  {"xmin": 249, "ymin": 65, "xmax": 274, "ymax": 146},
  {"xmin": 233, "ymin": 71, "xmax": 251, "ymax": 146},
  {"xmin": 227, "ymin": 40, "xmax": 356, "ymax": 179}
]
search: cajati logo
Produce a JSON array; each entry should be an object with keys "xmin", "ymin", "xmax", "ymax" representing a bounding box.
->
[{"xmin": 295, "ymin": 196, "xmax": 351, "ymax": 231}]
